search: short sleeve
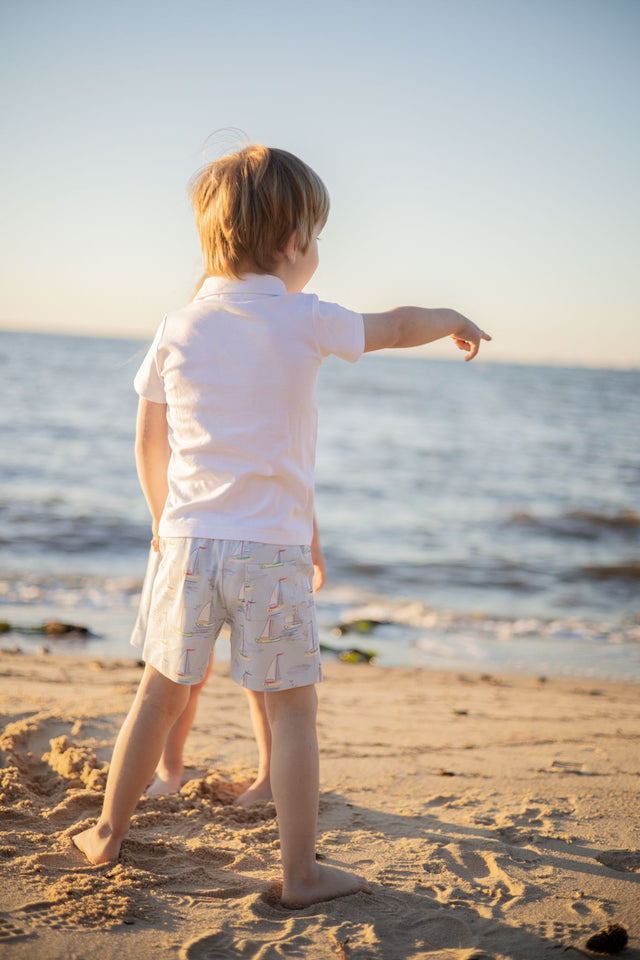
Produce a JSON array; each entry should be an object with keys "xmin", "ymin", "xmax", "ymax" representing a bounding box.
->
[
  {"xmin": 133, "ymin": 318, "xmax": 167, "ymax": 402},
  {"xmin": 314, "ymin": 300, "xmax": 364, "ymax": 363}
]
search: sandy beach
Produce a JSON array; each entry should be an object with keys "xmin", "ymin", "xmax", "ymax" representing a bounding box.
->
[{"xmin": 0, "ymin": 650, "xmax": 638, "ymax": 959}]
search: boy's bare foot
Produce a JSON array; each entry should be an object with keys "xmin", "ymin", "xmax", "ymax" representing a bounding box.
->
[
  {"xmin": 281, "ymin": 863, "xmax": 371, "ymax": 909},
  {"xmin": 145, "ymin": 768, "xmax": 183, "ymax": 796},
  {"xmin": 72, "ymin": 824, "xmax": 123, "ymax": 866},
  {"xmin": 234, "ymin": 776, "xmax": 272, "ymax": 808}
]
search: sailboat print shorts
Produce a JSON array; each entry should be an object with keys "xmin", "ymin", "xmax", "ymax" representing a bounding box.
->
[{"xmin": 130, "ymin": 538, "xmax": 323, "ymax": 691}]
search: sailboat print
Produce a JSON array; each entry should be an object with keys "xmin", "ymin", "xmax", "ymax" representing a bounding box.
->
[
  {"xmin": 185, "ymin": 545, "xmax": 207, "ymax": 581},
  {"xmin": 177, "ymin": 647, "xmax": 196, "ymax": 678},
  {"xmin": 284, "ymin": 603, "xmax": 303, "ymax": 633},
  {"xmin": 255, "ymin": 617, "xmax": 281, "ymax": 644},
  {"xmin": 237, "ymin": 578, "xmax": 255, "ymax": 617},
  {"xmin": 263, "ymin": 652, "xmax": 284, "ymax": 689},
  {"xmin": 305, "ymin": 620, "xmax": 320, "ymax": 657},
  {"xmin": 237, "ymin": 626, "xmax": 251, "ymax": 662},
  {"xmin": 196, "ymin": 598, "xmax": 214, "ymax": 627},
  {"xmin": 268, "ymin": 578, "xmax": 286, "ymax": 614},
  {"xmin": 260, "ymin": 548, "xmax": 286, "ymax": 569},
  {"xmin": 229, "ymin": 541, "xmax": 254, "ymax": 563},
  {"xmin": 241, "ymin": 669, "xmax": 253, "ymax": 688}
]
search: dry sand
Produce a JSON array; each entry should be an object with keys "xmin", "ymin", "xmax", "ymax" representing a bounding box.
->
[{"xmin": 0, "ymin": 650, "xmax": 638, "ymax": 959}]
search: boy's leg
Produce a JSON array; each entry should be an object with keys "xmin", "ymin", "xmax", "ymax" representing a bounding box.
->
[
  {"xmin": 265, "ymin": 684, "xmax": 369, "ymax": 908},
  {"xmin": 147, "ymin": 658, "xmax": 214, "ymax": 796},
  {"xmin": 235, "ymin": 690, "xmax": 273, "ymax": 807},
  {"xmin": 73, "ymin": 664, "xmax": 191, "ymax": 864}
]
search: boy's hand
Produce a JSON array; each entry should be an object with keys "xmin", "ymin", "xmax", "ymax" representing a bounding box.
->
[
  {"xmin": 312, "ymin": 545, "xmax": 326, "ymax": 592},
  {"xmin": 151, "ymin": 519, "xmax": 161, "ymax": 553},
  {"xmin": 311, "ymin": 513, "xmax": 325, "ymax": 591},
  {"xmin": 450, "ymin": 317, "xmax": 492, "ymax": 361}
]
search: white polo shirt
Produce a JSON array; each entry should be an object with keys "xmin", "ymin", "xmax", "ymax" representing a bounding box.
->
[{"xmin": 134, "ymin": 274, "xmax": 364, "ymax": 546}]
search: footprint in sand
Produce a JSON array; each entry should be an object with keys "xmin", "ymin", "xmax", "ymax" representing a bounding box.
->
[
  {"xmin": 43, "ymin": 789, "xmax": 103, "ymax": 824},
  {"xmin": 183, "ymin": 894, "xmax": 336, "ymax": 959},
  {"xmin": 569, "ymin": 896, "xmax": 614, "ymax": 919},
  {"xmin": 529, "ymin": 918, "xmax": 590, "ymax": 952},
  {"xmin": 0, "ymin": 913, "xmax": 31, "ymax": 942},
  {"xmin": 181, "ymin": 929, "xmax": 242, "ymax": 959},
  {"xmin": 430, "ymin": 841, "xmax": 529, "ymax": 912},
  {"xmin": 120, "ymin": 839, "xmax": 236, "ymax": 877},
  {"xmin": 246, "ymin": 887, "xmax": 476, "ymax": 957},
  {"xmin": 11, "ymin": 898, "xmax": 90, "ymax": 933},
  {"xmin": 596, "ymin": 849, "xmax": 640, "ymax": 873}
]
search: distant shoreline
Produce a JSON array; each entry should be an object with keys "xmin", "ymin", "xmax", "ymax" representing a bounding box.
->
[{"xmin": 2, "ymin": 327, "xmax": 639, "ymax": 372}]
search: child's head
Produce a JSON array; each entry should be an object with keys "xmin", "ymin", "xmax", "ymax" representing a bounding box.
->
[{"xmin": 190, "ymin": 144, "xmax": 329, "ymax": 280}]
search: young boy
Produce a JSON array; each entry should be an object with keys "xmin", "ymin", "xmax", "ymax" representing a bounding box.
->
[{"xmin": 72, "ymin": 143, "xmax": 490, "ymax": 907}]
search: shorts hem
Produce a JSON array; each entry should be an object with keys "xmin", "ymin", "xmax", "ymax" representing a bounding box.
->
[{"xmin": 141, "ymin": 648, "xmax": 209, "ymax": 686}]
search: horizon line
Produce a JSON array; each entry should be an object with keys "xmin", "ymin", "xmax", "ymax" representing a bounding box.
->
[{"xmin": 1, "ymin": 324, "xmax": 638, "ymax": 375}]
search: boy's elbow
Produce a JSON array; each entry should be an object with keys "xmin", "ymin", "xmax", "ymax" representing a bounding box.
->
[{"xmin": 363, "ymin": 309, "xmax": 404, "ymax": 352}]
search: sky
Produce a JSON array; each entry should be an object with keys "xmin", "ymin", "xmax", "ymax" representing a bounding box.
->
[{"xmin": 1, "ymin": 0, "xmax": 639, "ymax": 368}]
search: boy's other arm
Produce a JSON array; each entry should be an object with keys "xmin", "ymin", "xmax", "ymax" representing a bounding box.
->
[
  {"xmin": 311, "ymin": 513, "xmax": 326, "ymax": 592},
  {"xmin": 362, "ymin": 307, "xmax": 491, "ymax": 360},
  {"xmin": 135, "ymin": 398, "xmax": 170, "ymax": 551}
]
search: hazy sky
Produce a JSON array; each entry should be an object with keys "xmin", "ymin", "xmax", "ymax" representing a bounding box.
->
[{"xmin": 1, "ymin": 0, "xmax": 639, "ymax": 367}]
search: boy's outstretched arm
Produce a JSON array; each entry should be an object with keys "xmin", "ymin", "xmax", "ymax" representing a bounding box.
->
[
  {"xmin": 135, "ymin": 398, "xmax": 170, "ymax": 551},
  {"xmin": 362, "ymin": 307, "xmax": 491, "ymax": 360}
]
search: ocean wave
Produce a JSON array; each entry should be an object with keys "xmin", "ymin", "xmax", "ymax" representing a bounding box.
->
[
  {"xmin": 0, "ymin": 573, "xmax": 143, "ymax": 608},
  {"xmin": 580, "ymin": 562, "xmax": 640, "ymax": 581},
  {"xmin": 508, "ymin": 508, "xmax": 640, "ymax": 539},
  {"xmin": 325, "ymin": 595, "xmax": 640, "ymax": 648},
  {"xmin": 0, "ymin": 500, "xmax": 148, "ymax": 554},
  {"xmin": 334, "ymin": 555, "xmax": 555, "ymax": 593}
]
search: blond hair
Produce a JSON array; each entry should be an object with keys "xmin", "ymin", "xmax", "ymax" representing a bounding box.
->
[{"xmin": 190, "ymin": 144, "xmax": 329, "ymax": 279}]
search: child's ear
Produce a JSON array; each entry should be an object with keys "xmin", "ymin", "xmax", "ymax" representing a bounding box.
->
[{"xmin": 283, "ymin": 231, "xmax": 298, "ymax": 264}]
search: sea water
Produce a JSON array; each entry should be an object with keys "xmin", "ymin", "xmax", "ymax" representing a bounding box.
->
[{"xmin": 1, "ymin": 330, "xmax": 638, "ymax": 680}]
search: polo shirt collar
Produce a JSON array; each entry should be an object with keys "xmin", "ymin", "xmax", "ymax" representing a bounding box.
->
[{"xmin": 195, "ymin": 274, "xmax": 286, "ymax": 300}]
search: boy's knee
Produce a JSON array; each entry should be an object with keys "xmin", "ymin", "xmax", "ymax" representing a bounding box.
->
[
  {"xmin": 140, "ymin": 665, "xmax": 191, "ymax": 717},
  {"xmin": 265, "ymin": 684, "xmax": 317, "ymax": 725}
]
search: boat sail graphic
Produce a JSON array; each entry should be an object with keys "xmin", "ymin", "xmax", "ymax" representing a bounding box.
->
[
  {"xmin": 238, "ymin": 626, "xmax": 251, "ymax": 662},
  {"xmin": 229, "ymin": 541, "xmax": 254, "ymax": 563},
  {"xmin": 305, "ymin": 620, "xmax": 319, "ymax": 657},
  {"xmin": 268, "ymin": 578, "xmax": 286, "ymax": 614},
  {"xmin": 196, "ymin": 598, "xmax": 213, "ymax": 627},
  {"xmin": 185, "ymin": 545, "xmax": 207, "ymax": 581},
  {"xmin": 284, "ymin": 603, "xmax": 303, "ymax": 633},
  {"xmin": 255, "ymin": 617, "xmax": 281, "ymax": 644},
  {"xmin": 237, "ymin": 578, "xmax": 255, "ymax": 617},
  {"xmin": 241, "ymin": 669, "xmax": 253, "ymax": 688},
  {"xmin": 177, "ymin": 647, "xmax": 196, "ymax": 678},
  {"xmin": 260, "ymin": 548, "xmax": 286, "ymax": 569},
  {"xmin": 263, "ymin": 652, "xmax": 284, "ymax": 689}
]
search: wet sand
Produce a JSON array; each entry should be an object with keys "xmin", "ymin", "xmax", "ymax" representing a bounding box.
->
[{"xmin": 0, "ymin": 651, "xmax": 638, "ymax": 959}]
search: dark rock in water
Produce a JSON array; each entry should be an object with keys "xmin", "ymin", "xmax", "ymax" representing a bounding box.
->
[
  {"xmin": 331, "ymin": 619, "xmax": 388, "ymax": 637},
  {"xmin": 0, "ymin": 620, "xmax": 97, "ymax": 639},
  {"xmin": 319, "ymin": 642, "xmax": 377, "ymax": 663},
  {"xmin": 338, "ymin": 648, "xmax": 377, "ymax": 664},
  {"xmin": 585, "ymin": 924, "xmax": 628, "ymax": 954},
  {"xmin": 43, "ymin": 620, "xmax": 92, "ymax": 637}
]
